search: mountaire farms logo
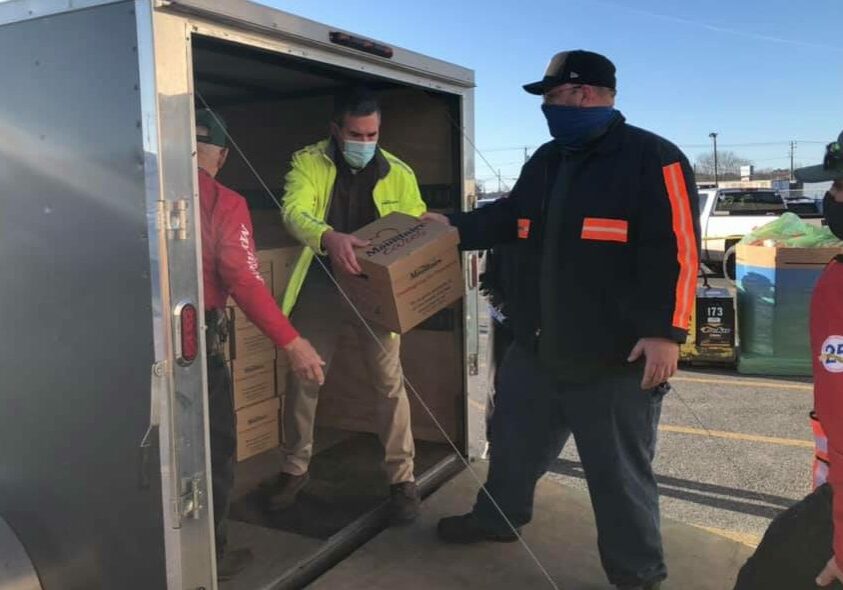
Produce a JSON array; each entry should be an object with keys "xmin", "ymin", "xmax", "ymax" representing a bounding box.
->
[
  {"xmin": 410, "ymin": 258, "xmax": 442, "ymax": 279},
  {"xmin": 365, "ymin": 223, "xmax": 426, "ymax": 257}
]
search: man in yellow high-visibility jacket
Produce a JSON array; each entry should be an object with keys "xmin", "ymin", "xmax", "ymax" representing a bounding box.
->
[{"xmin": 267, "ymin": 87, "xmax": 426, "ymax": 524}]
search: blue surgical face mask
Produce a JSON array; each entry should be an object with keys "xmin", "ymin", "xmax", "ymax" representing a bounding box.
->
[
  {"xmin": 541, "ymin": 105, "xmax": 618, "ymax": 147},
  {"xmin": 342, "ymin": 139, "xmax": 377, "ymax": 169}
]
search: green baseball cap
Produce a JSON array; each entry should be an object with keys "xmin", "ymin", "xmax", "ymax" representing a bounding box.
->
[
  {"xmin": 195, "ymin": 108, "xmax": 227, "ymax": 147},
  {"xmin": 795, "ymin": 130, "xmax": 843, "ymax": 183}
]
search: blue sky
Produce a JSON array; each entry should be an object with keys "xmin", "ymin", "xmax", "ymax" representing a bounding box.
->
[{"xmin": 270, "ymin": 0, "xmax": 841, "ymax": 189}]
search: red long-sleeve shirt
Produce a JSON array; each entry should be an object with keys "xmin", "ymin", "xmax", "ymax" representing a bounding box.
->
[
  {"xmin": 199, "ymin": 168, "xmax": 299, "ymax": 348},
  {"xmin": 812, "ymin": 195, "xmax": 843, "ymax": 567}
]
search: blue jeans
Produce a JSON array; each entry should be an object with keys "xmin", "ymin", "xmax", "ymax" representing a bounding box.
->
[{"xmin": 474, "ymin": 344, "xmax": 667, "ymax": 587}]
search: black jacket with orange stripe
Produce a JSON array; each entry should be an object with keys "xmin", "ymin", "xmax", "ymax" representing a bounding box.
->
[{"xmin": 451, "ymin": 115, "xmax": 700, "ymax": 381}]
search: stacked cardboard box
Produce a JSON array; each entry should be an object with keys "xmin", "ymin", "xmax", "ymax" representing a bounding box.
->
[{"xmin": 226, "ymin": 245, "xmax": 302, "ymax": 461}]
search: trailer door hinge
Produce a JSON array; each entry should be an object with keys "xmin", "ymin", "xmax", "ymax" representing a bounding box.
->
[{"xmin": 157, "ymin": 199, "xmax": 190, "ymax": 241}]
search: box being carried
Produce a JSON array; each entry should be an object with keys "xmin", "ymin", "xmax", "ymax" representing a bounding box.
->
[{"xmin": 338, "ymin": 213, "xmax": 462, "ymax": 333}]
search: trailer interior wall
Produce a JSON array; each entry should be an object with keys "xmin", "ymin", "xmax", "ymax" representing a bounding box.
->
[{"xmin": 190, "ymin": 35, "xmax": 469, "ymax": 589}]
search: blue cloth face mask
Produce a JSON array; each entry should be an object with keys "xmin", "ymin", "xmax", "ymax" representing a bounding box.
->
[
  {"xmin": 342, "ymin": 139, "xmax": 377, "ymax": 169},
  {"xmin": 541, "ymin": 105, "xmax": 618, "ymax": 147}
]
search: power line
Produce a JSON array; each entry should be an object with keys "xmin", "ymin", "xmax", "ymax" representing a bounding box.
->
[{"xmin": 479, "ymin": 139, "xmax": 828, "ymax": 152}]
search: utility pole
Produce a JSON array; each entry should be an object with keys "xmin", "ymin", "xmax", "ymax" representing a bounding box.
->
[
  {"xmin": 790, "ymin": 141, "xmax": 797, "ymax": 182},
  {"xmin": 523, "ymin": 147, "xmax": 530, "ymax": 164},
  {"xmin": 497, "ymin": 169, "xmax": 502, "ymax": 193},
  {"xmin": 709, "ymin": 132, "xmax": 719, "ymax": 188}
]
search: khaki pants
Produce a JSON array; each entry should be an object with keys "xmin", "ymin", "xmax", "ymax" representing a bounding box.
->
[{"xmin": 280, "ymin": 266, "xmax": 415, "ymax": 484}]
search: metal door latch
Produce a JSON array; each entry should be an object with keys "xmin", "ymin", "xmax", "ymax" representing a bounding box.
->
[
  {"xmin": 157, "ymin": 199, "xmax": 190, "ymax": 240},
  {"xmin": 179, "ymin": 475, "xmax": 204, "ymax": 520}
]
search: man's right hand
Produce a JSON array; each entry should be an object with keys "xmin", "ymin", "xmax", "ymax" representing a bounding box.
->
[
  {"xmin": 322, "ymin": 230, "xmax": 369, "ymax": 275},
  {"xmin": 421, "ymin": 212, "xmax": 451, "ymax": 226},
  {"xmin": 283, "ymin": 337, "xmax": 326, "ymax": 385}
]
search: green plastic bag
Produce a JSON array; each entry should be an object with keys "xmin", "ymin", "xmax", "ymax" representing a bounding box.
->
[{"xmin": 739, "ymin": 212, "xmax": 843, "ymax": 248}]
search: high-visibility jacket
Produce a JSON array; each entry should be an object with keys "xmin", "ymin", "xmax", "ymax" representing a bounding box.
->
[{"xmin": 279, "ymin": 139, "xmax": 427, "ymax": 315}]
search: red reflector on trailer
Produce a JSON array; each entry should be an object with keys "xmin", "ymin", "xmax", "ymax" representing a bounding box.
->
[
  {"xmin": 180, "ymin": 303, "xmax": 198, "ymax": 364},
  {"xmin": 329, "ymin": 31, "xmax": 393, "ymax": 59}
]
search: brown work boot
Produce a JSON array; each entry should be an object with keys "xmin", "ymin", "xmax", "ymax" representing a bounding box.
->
[
  {"xmin": 389, "ymin": 481, "xmax": 420, "ymax": 525},
  {"xmin": 217, "ymin": 547, "xmax": 253, "ymax": 581},
  {"xmin": 265, "ymin": 472, "xmax": 310, "ymax": 512}
]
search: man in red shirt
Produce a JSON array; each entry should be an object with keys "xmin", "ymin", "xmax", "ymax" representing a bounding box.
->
[
  {"xmin": 195, "ymin": 109, "xmax": 324, "ymax": 580},
  {"xmin": 734, "ymin": 132, "xmax": 843, "ymax": 589}
]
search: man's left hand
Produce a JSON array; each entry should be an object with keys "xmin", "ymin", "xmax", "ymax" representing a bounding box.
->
[{"xmin": 628, "ymin": 338, "xmax": 679, "ymax": 389}]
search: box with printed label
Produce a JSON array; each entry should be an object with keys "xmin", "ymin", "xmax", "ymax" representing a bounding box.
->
[
  {"xmin": 228, "ymin": 316, "xmax": 275, "ymax": 361},
  {"xmin": 230, "ymin": 354, "xmax": 276, "ymax": 410},
  {"xmin": 236, "ymin": 417, "xmax": 280, "ymax": 461},
  {"xmin": 337, "ymin": 213, "xmax": 463, "ymax": 333},
  {"xmin": 236, "ymin": 396, "xmax": 281, "ymax": 433}
]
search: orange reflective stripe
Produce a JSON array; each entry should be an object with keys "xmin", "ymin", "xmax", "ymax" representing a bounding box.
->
[
  {"xmin": 581, "ymin": 229, "xmax": 628, "ymax": 243},
  {"xmin": 811, "ymin": 411, "xmax": 830, "ymax": 461},
  {"xmin": 583, "ymin": 217, "xmax": 629, "ymax": 232},
  {"xmin": 581, "ymin": 218, "xmax": 628, "ymax": 243},
  {"xmin": 518, "ymin": 218, "xmax": 531, "ymax": 239},
  {"xmin": 662, "ymin": 163, "xmax": 698, "ymax": 330}
]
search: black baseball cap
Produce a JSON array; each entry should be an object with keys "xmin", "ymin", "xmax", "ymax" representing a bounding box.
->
[
  {"xmin": 794, "ymin": 130, "xmax": 843, "ymax": 183},
  {"xmin": 195, "ymin": 108, "xmax": 227, "ymax": 147},
  {"xmin": 523, "ymin": 50, "xmax": 617, "ymax": 95}
]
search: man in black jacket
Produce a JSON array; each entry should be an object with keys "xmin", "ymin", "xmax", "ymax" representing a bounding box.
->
[{"xmin": 424, "ymin": 50, "xmax": 700, "ymax": 590}]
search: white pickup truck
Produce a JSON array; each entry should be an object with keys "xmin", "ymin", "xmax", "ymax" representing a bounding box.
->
[{"xmin": 698, "ymin": 188, "xmax": 823, "ymax": 279}]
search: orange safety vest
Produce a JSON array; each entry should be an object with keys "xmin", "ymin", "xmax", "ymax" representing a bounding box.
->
[{"xmin": 811, "ymin": 411, "xmax": 830, "ymax": 489}]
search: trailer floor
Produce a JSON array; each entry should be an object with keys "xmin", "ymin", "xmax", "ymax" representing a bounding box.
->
[{"xmin": 310, "ymin": 462, "xmax": 753, "ymax": 590}]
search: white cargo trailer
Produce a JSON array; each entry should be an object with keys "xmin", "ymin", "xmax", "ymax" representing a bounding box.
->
[{"xmin": 0, "ymin": 1, "xmax": 483, "ymax": 588}]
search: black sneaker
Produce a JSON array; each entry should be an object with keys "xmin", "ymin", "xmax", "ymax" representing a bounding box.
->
[
  {"xmin": 389, "ymin": 481, "xmax": 421, "ymax": 525},
  {"xmin": 217, "ymin": 547, "xmax": 253, "ymax": 581},
  {"xmin": 437, "ymin": 512, "xmax": 520, "ymax": 544},
  {"xmin": 265, "ymin": 472, "xmax": 310, "ymax": 512}
]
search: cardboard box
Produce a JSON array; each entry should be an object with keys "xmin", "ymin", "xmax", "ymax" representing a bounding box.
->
[
  {"xmin": 229, "ymin": 317, "xmax": 275, "ymax": 361},
  {"xmin": 236, "ymin": 396, "xmax": 281, "ymax": 433},
  {"xmin": 736, "ymin": 244, "xmax": 842, "ymax": 269},
  {"xmin": 236, "ymin": 418, "xmax": 280, "ymax": 462},
  {"xmin": 257, "ymin": 246, "xmax": 302, "ymax": 303},
  {"xmin": 736, "ymin": 244, "xmax": 843, "ymax": 376},
  {"xmin": 337, "ymin": 213, "xmax": 462, "ymax": 333},
  {"xmin": 230, "ymin": 355, "xmax": 276, "ymax": 409}
]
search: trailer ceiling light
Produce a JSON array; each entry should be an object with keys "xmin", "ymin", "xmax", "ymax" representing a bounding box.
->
[{"xmin": 329, "ymin": 32, "xmax": 393, "ymax": 59}]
